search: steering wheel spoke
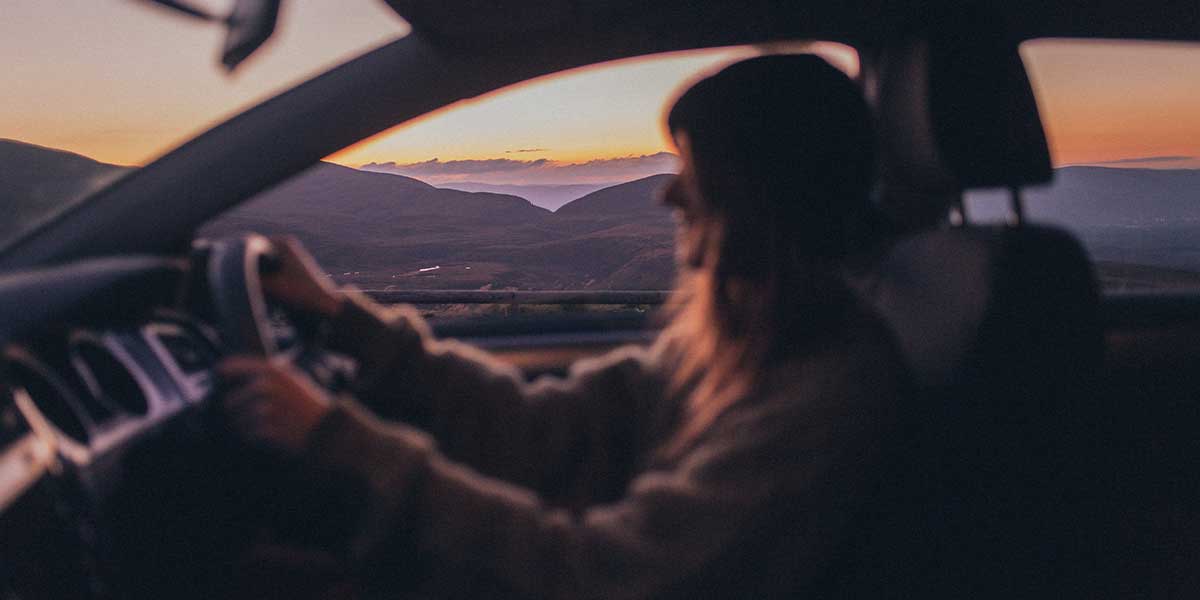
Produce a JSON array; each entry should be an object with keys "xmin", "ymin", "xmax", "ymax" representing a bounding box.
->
[{"xmin": 204, "ymin": 234, "xmax": 279, "ymax": 356}]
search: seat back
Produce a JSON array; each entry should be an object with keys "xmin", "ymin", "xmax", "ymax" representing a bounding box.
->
[
  {"xmin": 818, "ymin": 10, "xmax": 1108, "ymax": 594},
  {"xmin": 841, "ymin": 225, "xmax": 1104, "ymax": 598}
]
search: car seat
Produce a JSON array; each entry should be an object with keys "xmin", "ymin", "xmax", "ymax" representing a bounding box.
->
[{"xmin": 837, "ymin": 24, "xmax": 1106, "ymax": 599}]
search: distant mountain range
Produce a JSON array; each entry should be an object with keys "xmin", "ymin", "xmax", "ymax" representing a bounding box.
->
[
  {"xmin": 434, "ymin": 182, "xmax": 611, "ymax": 211},
  {"xmin": 967, "ymin": 167, "xmax": 1200, "ymax": 227},
  {"xmin": 6, "ymin": 137, "xmax": 1200, "ymax": 289},
  {"xmin": 967, "ymin": 167, "xmax": 1200, "ymax": 271},
  {"xmin": 199, "ymin": 163, "xmax": 677, "ymax": 290},
  {"xmin": 0, "ymin": 138, "xmax": 677, "ymax": 290}
]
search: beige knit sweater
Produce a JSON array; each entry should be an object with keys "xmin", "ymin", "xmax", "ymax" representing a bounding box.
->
[{"xmin": 307, "ymin": 290, "xmax": 904, "ymax": 599}]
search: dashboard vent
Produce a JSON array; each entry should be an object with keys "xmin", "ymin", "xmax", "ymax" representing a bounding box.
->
[
  {"xmin": 3, "ymin": 354, "xmax": 90, "ymax": 444},
  {"xmin": 71, "ymin": 338, "xmax": 149, "ymax": 417},
  {"xmin": 156, "ymin": 328, "xmax": 216, "ymax": 375}
]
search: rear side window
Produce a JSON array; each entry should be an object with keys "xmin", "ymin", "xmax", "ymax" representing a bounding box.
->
[{"xmin": 966, "ymin": 40, "xmax": 1200, "ymax": 292}]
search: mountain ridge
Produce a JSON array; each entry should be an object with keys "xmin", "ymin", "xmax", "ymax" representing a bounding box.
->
[
  {"xmin": 198, "ymin": 159, "xmax": 676, "ymax": 289},
  {"xmin": 434, "ymin": 181, "xmax": 611, "ymax": 211},
  {"xmin": 10, "ymin": 138, "xmax": 1200, "ymax": 291},
  {"xmin": 0, "ymin": 138, "xmax": 133, "ymax": 242}
]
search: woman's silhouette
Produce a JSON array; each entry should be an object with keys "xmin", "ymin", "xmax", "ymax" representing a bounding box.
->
[{"xmin": 219, "ymin": 54, "xmax": 904, "ymax": 598}]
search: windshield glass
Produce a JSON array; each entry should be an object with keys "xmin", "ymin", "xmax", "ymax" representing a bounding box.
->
[
  {"xmin": 200, "ymin": 43, "xmax": 861, "ymax": 320},
  {"xmin": 1, "ymin": 0, "xmax": 406, "ymax": 250}
]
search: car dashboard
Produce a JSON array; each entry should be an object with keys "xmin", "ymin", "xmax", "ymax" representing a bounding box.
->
[
  {"xmin": 3, "ymin": 315, "xmax": 217, "ymax": 466},
  {"xmin": 0, "ymin": 252, "xmax": 310, "ymax": 598}
]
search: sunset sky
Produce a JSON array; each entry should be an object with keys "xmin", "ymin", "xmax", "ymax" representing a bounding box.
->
[
  {"xmin": 4, "ymin": 1, "xmax": 1198, "ymax": 184},
  {"xmin": 1021, "ymin": 39, "xmax": 1200, "ymax": 170}
]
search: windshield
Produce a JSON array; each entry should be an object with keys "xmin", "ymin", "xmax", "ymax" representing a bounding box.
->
[
  {"xmin": 0, "ymin": 0, "xmax": 406, "ymax": 250},
  {"xmin": 198, "ymin": 43, "xmax": 860, "ymax": 321}
]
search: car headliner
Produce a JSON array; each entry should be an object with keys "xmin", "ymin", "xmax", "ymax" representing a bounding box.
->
[
  {"xmin": 383, "ymin": 0, "xmax": 1200, "ymax": 46},
  {"xmin": 0, "ymin": 0, "xmax": 1196, "ymax": 271}
]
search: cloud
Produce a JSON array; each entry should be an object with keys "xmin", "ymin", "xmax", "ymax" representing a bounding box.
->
[
  {"xmin": 1089, "ymin": 155, "xmax": 1195, "ymax": 165},
  {"xmin": 505, "ymin": 148, "xmax": 548, "ymax": 154},
  {"xmin": 359, "ymin": 152, "xmax": 680, "ymax": 186},
  {"xmin": 361, "ymin": 157, "xmax": 551, "ymax": 176}
]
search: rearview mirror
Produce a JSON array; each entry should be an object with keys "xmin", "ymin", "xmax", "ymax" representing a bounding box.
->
[{"xmin": 140, "ymin": 0, "xmax": 282, "ymax": 72}]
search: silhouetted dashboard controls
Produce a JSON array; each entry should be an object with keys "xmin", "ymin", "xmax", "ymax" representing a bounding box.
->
[
  {"xmin": 143, "ymin": 321, "xmax": 220, "ymax": 401},
  {"xmin": 3, "ymin": 350, "xmax": 90, "ymax": 445},
  {"xmin": 0, "ymin": 319, "xmax": 220, "ymax": 462},
  {"xmin": 70, "ymin": 334, "xmax": 150, "ymax": 417},
  {"xmin": 154, "ymin": 327, "xmax": 216, "ymax": 375}
]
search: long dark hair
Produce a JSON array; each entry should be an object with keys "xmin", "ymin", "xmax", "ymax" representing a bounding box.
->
[{"xmin": 659, "ymin": 54, "xmax": 878, "ymax": 454}]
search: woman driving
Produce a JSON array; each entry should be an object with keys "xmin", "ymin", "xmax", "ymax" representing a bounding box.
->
[{"xmin": 218, "ymin": 54, "xmax": 904, "ymax": 599}]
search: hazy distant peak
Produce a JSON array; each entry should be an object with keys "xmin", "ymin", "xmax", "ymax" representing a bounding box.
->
[
  {"xmin": 435, "ymin": 181, "xmax": 611, "ymax": 211},
  {"xmin": 1069, "ymin": 155, "xmax": 1200, "ymax": 169},
  {"xmin": 356, "ymin": 152, "xmax": 680, "ymax": 187}
]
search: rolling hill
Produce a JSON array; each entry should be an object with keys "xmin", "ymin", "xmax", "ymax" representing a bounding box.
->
[
  {"xmin": 11, "ymin": 138, "xmax": 1200, "ymax": 292},
  {"xmin": 0, "ymin": 138, "xmax": 131, "ymax": 243},
  {"xmin": 200, "ymin": 163, "xmax": 677, "ymax": 290},
  {"xmin": 556, "ymin": 175, "xmax": 675, "ymax": 226},
  {"xmin": 436, "ymin": 181, "xmax": 610, "ymax": 211},
  {"xmin": 967, "ymin": 167, "xmax": 1200, "ymax": 227},
  {"xmin": 0, "ymin": 138, "xmax": 678, "ymax": 290},
  {"xmin": 966, "ymin": 167, "xmax": 1200, "ymax": 273}
]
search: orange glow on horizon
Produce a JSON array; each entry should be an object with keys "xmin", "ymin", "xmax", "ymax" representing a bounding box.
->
[
  {"xmin": 326, "ymin": 43, "xmax": 860, "ymax": 169},
  {"xmin": 325, "ymin": 47, "xmax": 759, "ymax": 168},
  {"xmin": 1, "ymin": 0, "xmax": 406, "ymax": 167},
  {"xmin": 3, "ymin": 3, "xmax": 1196, "ymax": 176},
  {"xmin": 1022, "ymin": 39, "xmax": 1200, "ymax": 168}
]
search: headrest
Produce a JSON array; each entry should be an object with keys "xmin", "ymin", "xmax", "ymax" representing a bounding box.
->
[{"xmin": 877, "ymin": 14, "xmax": 1052, "ymax": 196}]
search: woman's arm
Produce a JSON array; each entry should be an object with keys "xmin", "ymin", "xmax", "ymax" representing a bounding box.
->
[
  {"xmin": 256, "ymin": 238, "xmax": 665, "ymax": 494},
  {"xmin": 306, "ymin": 336, "xmax": 902, "ymax": 599},
  {"xmin": 324, "ymin": 290, "xmax": 665, "ymax": 495}
]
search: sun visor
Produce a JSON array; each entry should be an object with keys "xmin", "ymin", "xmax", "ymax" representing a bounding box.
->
[{"xmin": 879, "ymin": 26, "xmax": 1051, "ymax": 195}]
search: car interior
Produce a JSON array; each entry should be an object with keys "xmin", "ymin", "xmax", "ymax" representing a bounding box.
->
[{"xmin": 2, "ymin": 0, "xmax": 1199, "ymax": 597}]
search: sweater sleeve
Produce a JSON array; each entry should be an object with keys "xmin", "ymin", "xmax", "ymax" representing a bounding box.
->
[
  {"xmin": 323, "ymin": 289, "xmax": 665, "ymax": 494},
  {"xmin": 305, "ymin": 332, "xmax": 902, "ymax": 600}
]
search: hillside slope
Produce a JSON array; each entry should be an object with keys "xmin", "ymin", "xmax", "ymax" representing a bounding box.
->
[
  {"xmin": 968, "ymin": 167, "xmax": 1200, "ymax": 227},
  {"xmin": 10, "ymin": 139, "xmax": 1200, "ymax": 290},
  {"xmin": 437, "ymin": 181, "xmax": 610, "ymax": 211},
  {"xmin": 0, "ymin": 138, "xmax": 131, "ymax": 242},
  {"xmin": 203, "ymin": 166, "xmax": 678, "ymax": 289}
]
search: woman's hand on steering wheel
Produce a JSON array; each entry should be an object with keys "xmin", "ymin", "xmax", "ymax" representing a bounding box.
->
[
  {"xmin": 262, "ymin": 236, "xmax": 344, "ymax": 320},
  {"xmin": 217, "ymin": 356, "xmax": 334, "ymax": 454},
  {"xmin": 210, "ymin": 235, "xmax": 353, "ymax": 451}
]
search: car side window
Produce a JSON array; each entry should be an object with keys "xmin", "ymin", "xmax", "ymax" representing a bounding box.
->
[
  {"xmin": 200, "ymin": 44, "xmax": 860, "ymax": 320},
  {"xmin": 965, "ymin": 40, "xmax": 1200, "ymax": 292}
]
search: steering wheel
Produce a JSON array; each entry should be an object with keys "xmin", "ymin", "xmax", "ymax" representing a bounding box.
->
[
  {"xmin": 202, "ymin": 234, "xmax": 354, "ymax": 392},
  {"xmin": 198, "ymin": 234, "xmax": 368, "ymax": 571},
  {"xmin": 113, "ymin": 233, "xmax": 410, "ymax": 597},
  {"xmin": 95, "ymin": 234, "xmax": 350, "ymax": 599},
  {"xmin": 203, "ymin": 233, "xmax": 281, "ymax": 356}
]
